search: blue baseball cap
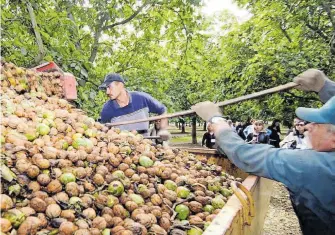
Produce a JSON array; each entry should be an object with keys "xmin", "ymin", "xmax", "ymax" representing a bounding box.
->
[
  {"xmin": 295, "ymin": 96, "xmax": 335, "ymax": 125},
  {"xmin": 98, "ymin": 73, "xmax": 125, "ymax": 90}
]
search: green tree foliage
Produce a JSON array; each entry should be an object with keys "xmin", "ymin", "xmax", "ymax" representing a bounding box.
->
[
  {"xmin": 1, "ymin": 0, "xmax": 334, "ymax": 125},
  {"xmin": 216, "ymin": 0, "xmax": 334, "ymax": 124},
  {"xmin": 1, "ymin": 0, "xmax": 203, "ymax": 118}
]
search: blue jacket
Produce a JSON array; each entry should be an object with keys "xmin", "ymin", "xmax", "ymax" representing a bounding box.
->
[
  {"xmin": 319, "ymin": 79, "xmax": 335, "ymax": 103},
  {"xmin": 216, "ymin": 129, "xmax": 335, "ymax": 233}
]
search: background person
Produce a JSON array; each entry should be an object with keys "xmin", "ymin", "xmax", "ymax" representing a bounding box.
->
[
  {"xmin": 267, "ymin": 119, "xmax": 281, "ymax": 147},
  {"xmin": 202, "ymin": 123, "xmax": 216, "ymax": 149},
  {"xmin": 245, "ymin": 120, "xmax": 269, "ymax": 144},
  {"xmin": 280, "ymin": 118, "xmax": 310, "ymax": 149},
  {"xmin": 235, "ymin": 121, "xmax": 241, "ymax": 131},
  {"xmin": 191, "ymin": 96, "xmax": 335, "ymax": 235},
  {"xmin": 243, "ymin": 118, "xmax": 255, "ymax": 138},
  {"xmin": 285, "ymin": 118, "xmax": 301, "ymax": 136}
]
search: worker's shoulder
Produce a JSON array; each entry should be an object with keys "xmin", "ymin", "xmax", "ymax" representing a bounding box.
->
[
  {"xmin": 310, "ymin": 150, "xmax": 335, "ymax": 165},
  {"xmin": 280, "ymin": 148, "xmax": 335, "ymax": 159},
  {"xmin": 296, "ymin": 151, "xmax": 335, "ymax": 195},
  {"xmin": 129, "ymin": 91, "xmax": 161, "ymax": 103},
  {"xmin": 129, "ymin": 91, "xmax": 153, "ymax": 99},
  {"xmin": 284, "ymin": 149, "xmax": 335, "ymax": 170},
  {"xmin": 102, "ymin": 99, "xmax": 116, "ymax": 108}
]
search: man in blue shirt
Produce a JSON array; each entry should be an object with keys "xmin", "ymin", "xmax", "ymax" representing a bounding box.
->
[
  {"xmin": 191, "ymin": 69, "xmax": 335, "ymax": 234},
  {"xmin": 99, "ymin": 73, "xmax": 168, "ymax": 136}
]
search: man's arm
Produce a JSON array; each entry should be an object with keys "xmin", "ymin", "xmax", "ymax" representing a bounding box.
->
[
  {"xmin": 319, "ymin": 79, "xmax": 335, "ymax": 103},
  {"xmin": 159, "ymin": 112, "xmax": 168, "ymax": 130},
  {"xmin": 99, "ymin": 103, "xmax": 110, "ymax": 123},
  {"xmin": 141, "ymin": 92, "xmax": 168, "ymax": 129},
  {"xmin": 143, "ymin": 93, "xmax": 167, "ymax": 114},
  {"xmin": 215, "ymin": 127, "xmax": 313, "ymax": 193}
]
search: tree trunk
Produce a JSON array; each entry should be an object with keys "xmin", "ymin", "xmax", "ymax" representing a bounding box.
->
[
  {"xmin": 89, "ymin": 17, "xmax": 106, "ymax": 63},
  {"xmin": 203, "ymin": 121, "xmax": 207, "ymax": 131},
  {"xmin": 192, "ymin": 116, "xmax": 197, "ymax": 144},
  {"xmin": 66, "ymin": 7, "xmax": 82, "ymax": 50},
  {"xmin": 25, "ymin": 0, "xmax": 45, "ymax": 63},
  {"xmin": 181, "ymin": 123, "xmax": 185, "ymax": 133}
]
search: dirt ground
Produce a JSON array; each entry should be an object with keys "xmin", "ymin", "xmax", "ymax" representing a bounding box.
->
[{"xmin": 262, "ymin": 182, "xmax": 302, "ymax": 235}]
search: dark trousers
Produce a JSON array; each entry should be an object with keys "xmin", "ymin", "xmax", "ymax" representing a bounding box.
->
[{"xmin": 288, "ymin": 191, "xmax": 334, "ymax": 235}]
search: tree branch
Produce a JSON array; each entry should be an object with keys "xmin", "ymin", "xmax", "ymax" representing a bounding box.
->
[
  {"xmin": 66, "ymin": 7, "xmax": 82, "ymax": 50},
  {"xmin": 89, "ymin": 1, "xmax": 150, "ymax": 63},
  {"xmin": 116, "ymin": 66, "xmax": 137, "ymax": 73},
  {"xmin": 279, "ymin": 22, "xmax": 292, "ymax": 43},
  {"xmin": 306, "ymin": 23, "xmax": 328, "ymax": 41},
  {"xmin": 102, "ymin": 1, "xmax": 150, "ymax": 31},
  {"xmin": 64, "ymin": 5, "xmax": 91, "ymax": 80},
  {"xmin": 83, "ymin": 79, "xmax": 99, "ymax": 88},
  {"xmin": 24, "ymin": 0, "xmax": 45, "ymax": 63},
  {"xmin": 4, "ymin": 16, "xmax": 25, "ymax": 23},
  {"xmin": 322, "ymin": 2, "xmax": 335, "ymax": 31},
  {"xmin": 89, "ymin": 13, "xmax": 109, "ymax": 63},
  {"xmin": 284, "ymin": 91, "xmax": 320, "ymax": 102},
  {"xmin": 168, "ymin": 7, "xmax": 190, "ymax": 62}
]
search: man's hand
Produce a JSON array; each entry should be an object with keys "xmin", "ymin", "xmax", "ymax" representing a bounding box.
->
[
  {"xmin": 191, "ymin": 101, "xmax": 222, "ymax": 121},
  {"xmin": 293, "ymin": 69, "xmax": 328, "ymax": 92},
  {"xmin": 212, "ymin": 121, "xmax": 232, "ymax": 136},
  {"xmin": 157, "ymin": 129, "xmax": 171, "ymax": 141}
]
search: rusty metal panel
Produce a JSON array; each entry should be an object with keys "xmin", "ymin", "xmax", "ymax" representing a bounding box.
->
[
  {"xmin": 31, "ymin": 62, "xmax": 77, "ymax": 100},
  {"xmin": 62, "ymin": 73, "xmax": 77, "ymax": 100}
]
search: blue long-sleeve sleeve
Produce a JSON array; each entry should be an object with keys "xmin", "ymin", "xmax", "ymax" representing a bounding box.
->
[
  {"xmin": 216, "ymin": 128, "xmax": 335, "ymax": 230},
  {"xmin": 139, "ymin": 92, "xmax": 167, "ymax": 115},
  {"xmin": 319, "ymin": 79, "xmax": 335, "ymax": 103},
  {"xmin": 217, "ymin": 129, "xmax": 306, "ymax": 191}
]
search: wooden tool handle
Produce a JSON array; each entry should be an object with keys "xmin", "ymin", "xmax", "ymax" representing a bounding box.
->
[{"xmin": 105, "ymin": 82, "xmax": 298, "ymax": 127}]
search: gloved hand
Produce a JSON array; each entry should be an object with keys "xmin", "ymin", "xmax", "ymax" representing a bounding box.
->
[
  {"xmin": 191, "ymin": 101, "xmax": 222, "ymax": 121},
  {"xmin": 157, "ymin": 129, "xmax": 171, "ymax": 141},
  {"xmin": 293, "ymin": 69, "xmax": 329, "ymax": 92}
]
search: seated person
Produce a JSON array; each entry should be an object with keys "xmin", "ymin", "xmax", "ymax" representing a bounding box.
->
[{"xmin": 243, "ymin": 119, "xmax": 255, "ymax": 138}]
